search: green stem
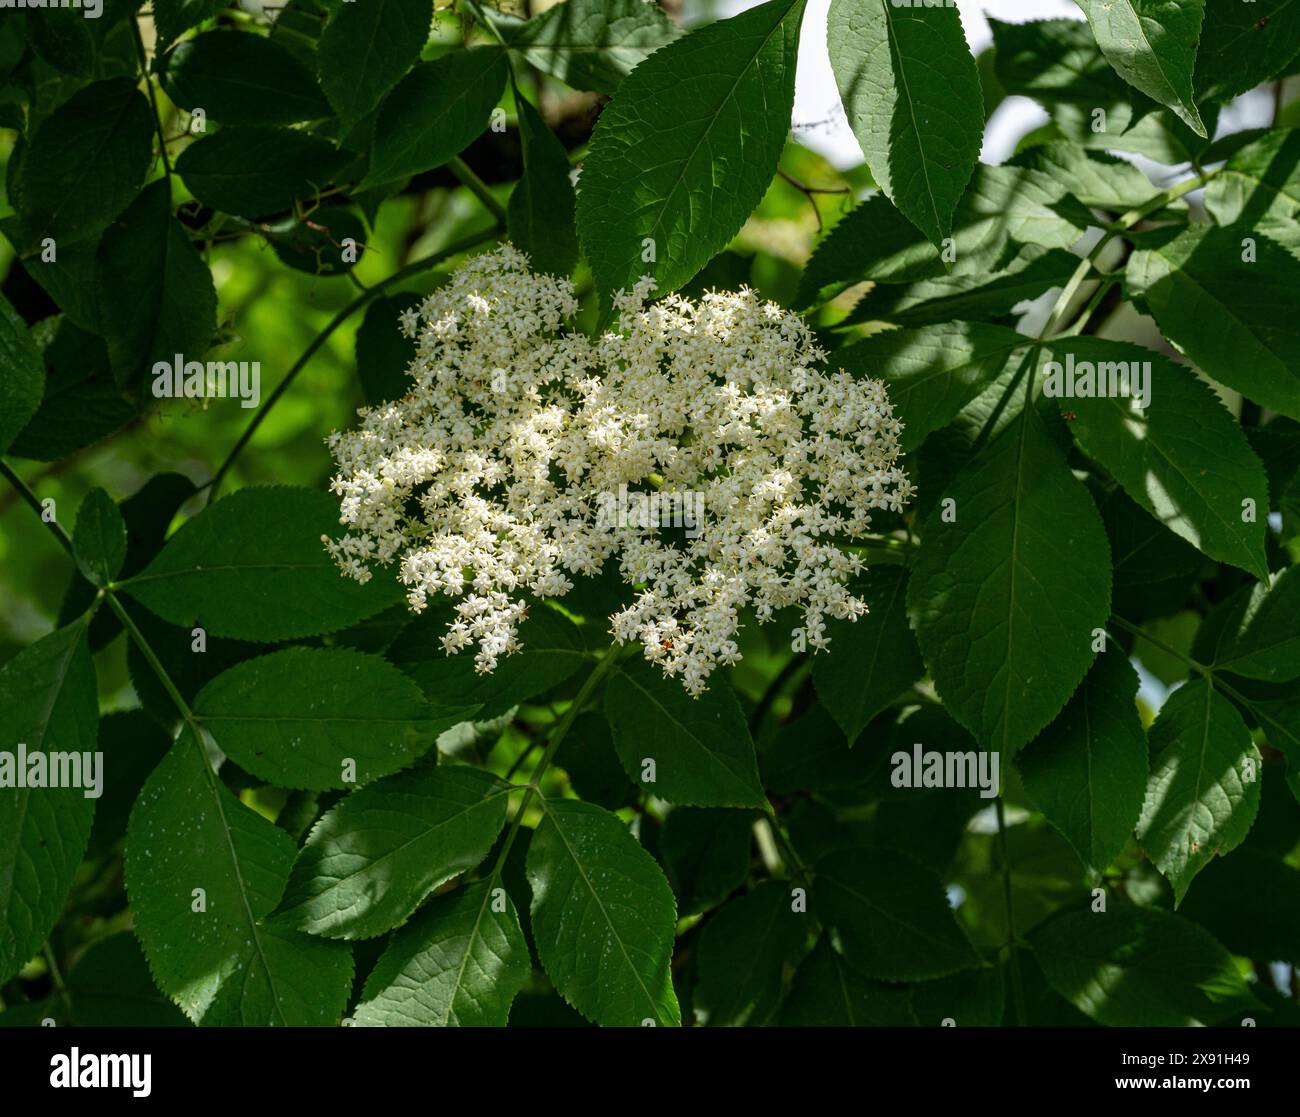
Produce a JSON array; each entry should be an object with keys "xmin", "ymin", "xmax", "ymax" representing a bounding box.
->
[
  {"xmin": 996, "ymin": 796, "xmax": 1026, "ymax": 1027},
  {"xmin": 42, "ymin": 942, "xmax": 73, "ymax": 1021},
  {"xmin": 131, "ymin": 17, "xmax": 173, "ymax": 179},
  {"xmin": 102, "ymin": 589, "xmax": 199, "ymax": 729},
  {"xmin": 449, "ymin": 156, "xmax": 508, "ymax": 225},
  {"xmin": 1108, "ymin": 614, "xmax": 1255, "ymax": 709},
  {"xmin": 0, "ymin": 459, "xmax": 75, "ymax": 559},
  {"xmin": 206, "ymin": 225, "xmax": 502, "ymax": 499},
  {"xmin": 489, "ymin": 641, "xmax": 633, "ymax": 877}
]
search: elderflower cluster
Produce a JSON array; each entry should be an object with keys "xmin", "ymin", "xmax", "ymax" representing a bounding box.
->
[{"xmin": 325, "ymin": 244, "xmax": 914, "ymax": 694}]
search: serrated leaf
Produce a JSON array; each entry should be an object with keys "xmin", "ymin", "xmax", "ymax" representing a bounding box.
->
[
  {"xmin": 779, "ymin": 935, "xmax": 916, "ymax": 1026},
  {"xmin": 1204, "ymin": 128, "xmax": 1300, "ymax": 235},
  {"xmin": 827, "ymin": 0, "xmax": 983, "ymax": 245},
  {"xmin": 910, "ymin": 966, "xmax": 1005, "ymax": 1027},
  {"xmin": 127, "ymin": 729, "xmax": 353, "ymax": 1025},
  {"xmin": 1030, "ymin": 903, "xmax": 1257, "ymax": 1026},
  {"xmin": 527, "ymin": 797, "xmax": 680, "ymax": 1026},
  {"xmin": 798, "ymin": 165, "xmax": 1084, "ymax": 306},
  {"xmin": 0, "ymin": 623, "xmax": 98, "ymax": 984},
  {"xmin": 153, "ymin": 0, "xmax": 229, "ymax": 50},
  {"xmin": 355, "ymin": 293, "xmax": 419, "ymax": 406},
  {"xmin": 603, "ymin": 657, "xmax": 766, "ymax": 808},
  {"xmin": 850, "ymin": 245, "xmax": 1079, "ymax": 328},
  {"xmin": 810, "ymin": 567, "xmax": 923, "ymax": 741},
  {"xmin": 352, "ymin": 879, "xmax": 530, "ymax": 1026},
  {"xmin": 95, "ymin": 179, "xmax": 218, "ymax": 392},
  {"xmin": 1216, "ymin": 567, "xmax": 1300, "ymax": 682},
  {"xmin": 1196, "ymin": 0, "xmax": 1300, "ymax": 103},
  {"xmin": 175, "ymin": 126, "xmax": 346, "ymax": 219},
  {"xmin": 124, "ymin": 486, "xmax": 403, "ymax": 641},
  {"xmin": 1137, "ymin": 678, "xmax": 1262, "ymax": 904},
  {"xmin": 508, "ymin": 92, "xmax": 578, "ymax": 276},
  {"xmin": 363, "ymin": 48, "xmax": 508, "ymax": 188},
  {"xmin": 1075, "ymin": 0, "xmax": 1206, "ymax": 136},
  {"xmin": 760, "ymin": 704, "xmax": 880, "ymax": 795},
  {"xmin": 193, "ymin": 647, "xmax": 477, "ymax": 791},
  {"xmin": 833, "ymin": 323, "xmax": 1028, "ymax": 453},
  {"xmin": 1126, "ymin": 222, "xmax": 1300, "ymax": 420},
  {"xmin": 503, "ymin": 0, "xmax": 682, "ymax": 94},
  {"xmin": 991, "ymin": 17, "xmax": 1132, "ymax": 110},
  {"xmin": 658, "ymin": 807, "xmax": 753, "ymax": 916},
  {"xmin": 576, "ymin": 0, "xmax": 804, "ymax": 300},
  {"xmin": 1050, "ymin": 338, "xmax": 1271, "ymax": 582},
  {"xmin": 813, "ymin": 847, "xmax": 980, "ymax": 981},
  {"xmin": 693, "ymin": 881, "xmax": 805, "ymax": 1027},
  {"xmin": 388, "ymin": 602, "xmax": 587, "ymax": 720},
  {"xmin": 1017, "ymin": 651, "xmax": 1148, "ymax": 872},
  {"xmin": 64, "ymin": 933, "xmax": 188, "ymax": 1028},
  {"xmin": 908, "ymin": 404, "xmax": 1113, "ymax": 758},
  {"xmin": 16, "ymin": 76, "xmax": 153, "ymax": 244},
  {"xmin": 554, "ymin": 710, "xmax": 635, "ymax": 811},
  {"xmin": 274, "ymin": 765, "xmax": 508, "ymax": 940},
  {"xmin": 72, "ymin": 487, "xmax": 126, "ymax": 587},
  {"xmin": 157, "ymin": 30, "xmax": 331, "ymax": 125},
  {"xmin": 1016, "ymin": 142, "xmax": 1164, "ymax": 210},
  {"xmin": 316, "ymin": 0, "xmax": 432, "ymax": 129},
  {"xmin": 0, "ymin": 291, "xmax": 44, "ymax": 455}
]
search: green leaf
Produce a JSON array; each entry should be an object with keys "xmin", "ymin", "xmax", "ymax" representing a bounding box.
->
[
  {"xmin": 760, "ymin": 704, "xmax": 881, "ymax": 795},
  {"xmin": 604, "ymin": 657, "xmax": 766, "ymax": 808},
  {"xmin": 157, "ymin": 30, "xmax": 331, "ymax": 125},
  {"xmin": 388, "ymin": 602, "xmax": 587, "ymax": 720},
  {"xmin": 86, "ymin": 711, "xmax": 172, "ymax": 860},
  {"xmin": 0, "ymin": 623, "xmax": 98, "ymax": 984},
  {"xmin": 508, "ymin": 92, "xmax": 579, "ymax": 276},
  {"xmin": 153, "ymin": 0, "xmax": 229, "ymax": 50},
  {"xmin": 7, "ymin": 322, "xmax": 135, "ymax": 462},
  {"xmin": 1196, "ymin": 0, "xmax": 1300, "ymax": 103},
  {"xmin": 503, "ymin": 0, "xmax": 682, "ymax": 95},
  {"xmin": 1180, "ymin": 849, "xmax": 1300, "ymax": 966},
  {"xmin": 658, "ymin": 807, "xmax": 753, "ymax": 916},
  {"xmin": 990, "ymin": 17, "xmax": 1132, "ymax": 111},
  {"xmin": 779, "ymin": 935, "xmax": 917, "ymax": 1026},
  {"xmin": 693, "ymin": 882, "xmax": 805, "ymax": 1027},
  {"xmin": 527, "ymin": 797, "xmax": 680, "ymax": 1026},
  {"xmin": 813, "ymin": 847, "xmax": 980, "ymax": 981},
  {"xmin": 352, "ymin": 879, "xmax": 530, "ymax": 1026},
  {"xmin": 95, "ymin": 179, "xmax": 218, "ymax": 391},
  {"xmin": 1030, "ymin": 903, "xmax": 1258, "ymax": 1026},
  {"xmin": 175, "ymin": 126, "xmax": 346, "ymax": 219},
  {"xmin": 798, "ymin": 166, "xmax": 1084, "ymax": 305},
  {"xmin": 1050, "ymin": 338, "xmax": 1271, "ymax": 582},
  {"xmin": 554, "ymin": 710, "xmax": 635, "ymax": 811},
  {"xmin": 363, "ymin": 48, "xmax": 508, "ymax": 188},
  {"xmin": 193, "ymin": 647, "xmax": 477, "ymax": 791},
  {"xmin": 355, "ymin": 293, "xmax": 419, "ymax": 406},
  {"xmin": 72, "ymin": 487, "xmax": 127, "ymax": 587},
  {"xmin": 1204, "ymin": 128, "xmax": 1300, "ymax": 236},
  {"xmin": 64, "ymin": 933, "xmax": 189, "ymax": 1028},
  {"xmin": 17, "ymin": 76, "xmax": 153, "ymax": 244},
  {"xmin": 908, "ymin": 404, "xmax": 1113, "ymax": 758},
  {"xmin": 1075, "ymin": 0, "xmax": 1206, "ymax": 136},
  {"xmin": 827, "ymin": 0, "xmax": 983, "ymax": 245},
  {"xmin": 0, "ymin": 291, "xmax": 44, "ymax": 455},
  {"xmin": 1136, "ymin": 678, "xmax": 1262, "ymax": 904},
  {"xmin": 1017, "ymin": 142, "xmax": 1165, "ymax": 211},
  {"xmin": 811, "ymin": 567, "xmax": 923, "ymax": 742},
  {"xmin": 124, "ymin": 486, "xmax": 403, "ymax": 641},
  {"xmin": 834, "ymin": 323, "xmax": 1028, "ymax": 454},
  {"xmin": 910, "ymin": 966, "xmax": 1006, "ymax": 1027},
  {"xmin": 274, "ymin": 765, "xmax": 508, "ymax": 940},
  {"xmin": 316, "ymin": 0, "xmax": 433, "ymax": 129},
  {"xmin": 1017, "ymin": 651, "xmax": 1149, "ymax": 872},
  {"xmin": 1126, "ymin": 221, "xmax": 1300, "ymax": 421},
  {"xmin": 269, "ymin": 205, "xmax": 368, "ymax": 277},
  {"xmin": 576, "ymin": 0, "xmax": 805, "ymax": 299},
  {"xmin": 1216, "ymin": 567, "xmax": 1300, "ymax": 682},
  {"xmin": 126, "ymin": 728, "xmax": 353, "ymax": 1025},
  {"xmin": 851, "ymin": 245, "xmax": 1079, "ymax": 328}
]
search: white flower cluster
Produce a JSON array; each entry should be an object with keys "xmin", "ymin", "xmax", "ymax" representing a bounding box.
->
[{"xmin": 325, "ymin": 245, "xmax": 914, "ymax": 694}]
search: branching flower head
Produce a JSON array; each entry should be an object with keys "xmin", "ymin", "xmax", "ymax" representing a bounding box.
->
[{"xmin": 326, "ymin": 244, "xmax": 914, "ymax": 694}]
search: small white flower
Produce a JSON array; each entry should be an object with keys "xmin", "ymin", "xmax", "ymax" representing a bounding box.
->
[{"xmin": 326, "ymin": 245, "xmax": 914, "ymax": 693}]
